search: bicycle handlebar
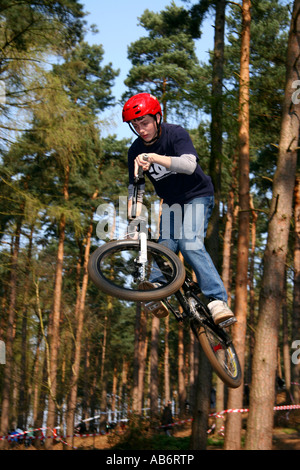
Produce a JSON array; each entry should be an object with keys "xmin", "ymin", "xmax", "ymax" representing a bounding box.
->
[{"xmin": 132, "ymin": 155, "xmax": 149, "ymax": 219}]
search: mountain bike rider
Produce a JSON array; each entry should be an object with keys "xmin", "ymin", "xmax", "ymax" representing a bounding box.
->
[{"xmin": 122, "ymin": 92, "xmax": 234, "ymax": 325}]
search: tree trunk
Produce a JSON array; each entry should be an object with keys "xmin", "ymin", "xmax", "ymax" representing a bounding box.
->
[
  {"xmin": 292, "ymin": 174, "xmax": 300, "ymax": 403},
  {"xmin": 224, "ymin": 0, "xmax": 251, "ymax": 450},
  {"xmin": 282, "ymin": 275, "xmax": 292, "ymax": 398},
  {"xmin": 207, "ymin": 0, "xmax": 226, "ymax": 265},
  {"xmin": 45, "ymin": 211, "xmax": 66, "ymax": 448},
  {"xmin": 18, "ymin": 224, "xmax": 34, "ymax": 429},
  {"xmin": 121, "ymin": 358, "xmax": 129, "ymax": 419},
  {"xmin": 150, "ymin": 316, "xmax": 160, "ymax": 417},
  {"xmin": 190, "ymin": 346, "xmax": 212, "ymax": 450},
  {"xmin": 111, "ymin": 365, "xmax": 118, "ymax": 421},
  {"xmin": 246, "ymin": 0, "xmax": 300, "ymax": 449},
  {"xmin": 132, "ymin": 304, "xmax": 148, "ymax": 413},
  {"xmin": 188, "ymin": 327, "xmax": 195, "ymax": 409},
  {"xmin": 247, "ymin": 196, "xmax": 258, "ymax": 383},
  {"xmin": 178, "ymin": 323, "xmax": 186, "ymax": 417},
  {"xmin": 222, "ymin": 152, "xmax": 238, "ymax": 305},
  {"xmin": 0, "ymin": 217, "xmax": 22, "ymax": 448},
  {"xmin": 65, "ymin": 220, "xmax": 93, "ymax": 448},
  {"xmin": 217, "ymin": 152, "xmax": 237, "ymax": 434},
  {"xmin": 164, "ymin": 316, "xmax": 170, "ymax": 403},
  {"xmin": 45, "ymin": 166, "xmax": 69, "ymax": 448},
  {"xmin": 132, "ymin": 303, "xmax": 142, "ymax": 412}
]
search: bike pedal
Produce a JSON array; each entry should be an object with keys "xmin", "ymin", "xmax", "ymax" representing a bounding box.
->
[
  {"xmin": 218, "ymin": 317, "xmax": 237, "ymax": 328},
  {"xmin": 144, "ymin": 301, "xmax": 160, "ymax": 312},
  {"xmin": 144, "ymin": 301, "xmax": 169, "ymax": 318}
]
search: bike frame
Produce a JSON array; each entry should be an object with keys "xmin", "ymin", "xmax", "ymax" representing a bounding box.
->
[
  {"xmin": 130, "ymin": 170, "xmax": 234, "ymax": 348},
  {"xmin": 169, "ymin": 280, "xmax": 234, "ymax": 348},
  {"xmin": 132, "ymin": 190, "xmax": 232, "ymax": 346}
]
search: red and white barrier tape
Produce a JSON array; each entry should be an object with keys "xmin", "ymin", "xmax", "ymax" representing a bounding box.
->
[
  {"xmin": 2, "ymin": 404, "xmax": 300, "ymax": 443},
  {"xmin": 210, "ymin": 404, "xmax": 300, "ymax": 419}
]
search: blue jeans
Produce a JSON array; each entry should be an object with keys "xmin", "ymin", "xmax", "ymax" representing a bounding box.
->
[{"xmin": 154, "ymin": 196, "xmax": 227, "ymax": 302}]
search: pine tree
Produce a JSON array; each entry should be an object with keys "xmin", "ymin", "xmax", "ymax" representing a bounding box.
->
[
  {"xmin": 246, "ymin": 0, "xmax": 300, "ymax": 449},
  {"xmin": 124, "ymin": 3, "xmax": 202, "ymax": 121},
  {"xmin": 0, "ymin": 0, "xmax": 85, "ymax": 146}
]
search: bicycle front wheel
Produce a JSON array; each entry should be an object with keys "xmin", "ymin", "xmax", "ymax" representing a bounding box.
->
[
  {"xmin": 191, "ymin": 319, "xmax": 242, "ymax": 388},
  {"xmin": 88, "ymin": 239, "xmax": 186, "ymax": 302}
]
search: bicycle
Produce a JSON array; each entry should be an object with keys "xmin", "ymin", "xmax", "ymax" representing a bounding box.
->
[{"xmin": 88, "ymin": 163, "xmax": 242, "ymax": 389}]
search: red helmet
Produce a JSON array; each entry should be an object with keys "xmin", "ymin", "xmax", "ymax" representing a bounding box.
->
[{"xmin": 122, "ymin": 93, "xmax": 162, "ymax": 122}]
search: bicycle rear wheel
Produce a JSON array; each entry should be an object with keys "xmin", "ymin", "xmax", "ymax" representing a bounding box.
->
[
  {"xmin": 191, "ymin": 319, "xmax": 242, "ymax": 388},
  {"xmin": 88, "ymin": 239, "xmax": 185, "ymax": 302}
]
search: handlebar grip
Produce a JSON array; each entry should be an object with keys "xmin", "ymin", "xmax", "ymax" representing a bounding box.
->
[
  {"xmin": 138, "ymin": 165, "xmax": 144, "ymax": 179},
  {"xmin": 134, "ymin": 154, "xmax": 149, "ymax": 182}
]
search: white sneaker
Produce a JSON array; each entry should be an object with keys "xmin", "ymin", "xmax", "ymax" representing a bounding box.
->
[
  {"xmin": 139, "ymin": 281, "xmax": 169, "ymax": 318},
  {"xmin": 207, "ymin": 300, "xmax": 234, "ymax": 325}
]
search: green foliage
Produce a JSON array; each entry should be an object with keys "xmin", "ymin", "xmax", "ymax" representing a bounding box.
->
[
  {"xmin": 109, "ymin": 416, "xmax": 190, "ymax": 450},
  {"xmin": 124, "ymin": 3, "xmax": 203, "ymax": 121},
  {"xmin": 0, "ymin": 0, "xmax": 85, "ymax": 53},
  {"xmin": 0, "ymin": 0, "xmax": 86, "ymax": 135},
  {"xmin": 52, "ymin": 41, "xmax": 119, "ymax": 113}
]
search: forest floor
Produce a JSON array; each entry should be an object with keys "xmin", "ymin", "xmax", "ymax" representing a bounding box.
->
[
  {"xmin": 10, "ymin": 417, "xmax": 300, "ymax": 451},
  {"xmin": 9, "ymin": 394, "xmax": 300, "ymax": 451},
  {"xmin": 9, "ymin": 425, "xmax": 300, "ymax": 451}
]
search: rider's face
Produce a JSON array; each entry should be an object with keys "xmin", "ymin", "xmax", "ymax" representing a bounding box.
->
[{"xmin": 131, "ymin": 114, "xmax": 160, "ymax": 143}]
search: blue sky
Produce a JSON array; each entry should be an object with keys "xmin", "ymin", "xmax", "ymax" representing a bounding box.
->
[{"xmin": 81, "ymin": 0, "xmax": 214, "ymax": 139}]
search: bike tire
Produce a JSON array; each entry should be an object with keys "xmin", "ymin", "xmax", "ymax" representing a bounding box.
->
[
  {"xmin": 88, "ymin": 239, "xmax": 186, "ymax": 302},
  {"xmin": 191, "ymin": 319, "xmax": 242, "ymax": 388}
]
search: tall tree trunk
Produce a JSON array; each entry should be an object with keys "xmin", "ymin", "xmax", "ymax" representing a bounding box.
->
[
  {"xmin": 99, "ymin": 310, "xmax": 111, "ymax": 433},
  {"xmin": 132, "ymin": 303, "xmax": 142, "ymax": 412},
  {"xmin": 121, "ymin": 358, "xmax": 129, "ymax": 419},
  {"xmin": 45, "ymin": 211, "xmax": 66, "ymax": 448},
  {"xmin": 178, "ymin": 323, "xmax": 186, "ymax": 417},
  {"xmin": 224, "ymin": 0, "xmax": 251, "ymax": 450},
  {"xmin": 222, "ymin": 152, "xmax": 238, "ymax": 304},
  {"xmin": 190, "ymin": 345, "xmax": 212, "ymax": 450},
  {"xmin": 247, "ymin": 196, "xmax": 258, "ymax": 383},
  {"xmin": 65, "ymin": 219, "xmax": 93, "ymax": 448},
  {"xmin": 111, "ymin": 365, "xmax": 118, "ymax": 421},
  {"xmin": 18, "ymin": 224, "xmax": 34, "ymax": 429},
  {"xmin": 207, "ymin": 0, "xmax": 226, "ymax": 265},
  {"xmin": 31, "ymin": 330, "xmax": 42, "ymax": 426},
  {"xmin": 292, "ymin": 174, "xmax": 300, "ymax": 403},
  {"xmin": 188, "ymin": 327, "xmax": 195, "ymax": 409},
  {"xmin": 282, "ymin": 276, "xmax": 291, "ymax": 398},
  {"xmin": 132, "ymin": 304, "xmax": 148, "ymax": 413},
  {"xmin": 202, "ymin": 1, "xmax": 227, "ymax": 442},
  {"xmin": 190, "ymin": 267, "xmax": 211, "ymax": 448},
  {"xmin": 164, "ymin": 316, "xmax": 170, "ymax": 403},
  {"xmin": 150, "ymin": 316, "xmax": 160, "ymax": 417},
  {"xmin": 34, "ymin": 352, "xmax": 48, "ymax": 449},
  {"xmin": 45, "ymin": 166, "xmax": 69, "ymax": 448},
  {"xmin": 0, "ymin": 217, "xmax": 22, "ymax": 448},
  {"xmin": 246, "ymin": 0, "xmax": 300, "ymax": 449},
  {"xmin": 216, "ymin": 152, "xmax": 237, "ymax": 434}
]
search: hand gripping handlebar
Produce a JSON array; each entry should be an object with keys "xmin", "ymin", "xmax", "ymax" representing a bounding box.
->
[{"xmin": 135, "ymin": 154, "xmax": 149, "ymax": 182}]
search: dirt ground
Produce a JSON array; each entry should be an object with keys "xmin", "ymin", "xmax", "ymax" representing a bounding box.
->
[
  {"xmin": 11, "ymin": 423, "xmax": 300, "ymax": 451},
  {"xmin": 10, "ymin": 399, "xmax": 300, "ymax": 451}
]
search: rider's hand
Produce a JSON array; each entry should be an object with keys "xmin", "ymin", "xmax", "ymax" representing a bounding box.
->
[
  {"xmin": 134, "ymin": 153, "xmax": 171, "ymax": 178},
  {"xmin": 134, "ymin": 153, "xmax": 151, "ymax": 178}
]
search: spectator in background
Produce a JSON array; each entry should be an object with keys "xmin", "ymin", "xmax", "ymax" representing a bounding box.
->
[{"xmin": 161, "ymin": 401, "xmax": 173, "ymax": 436}]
